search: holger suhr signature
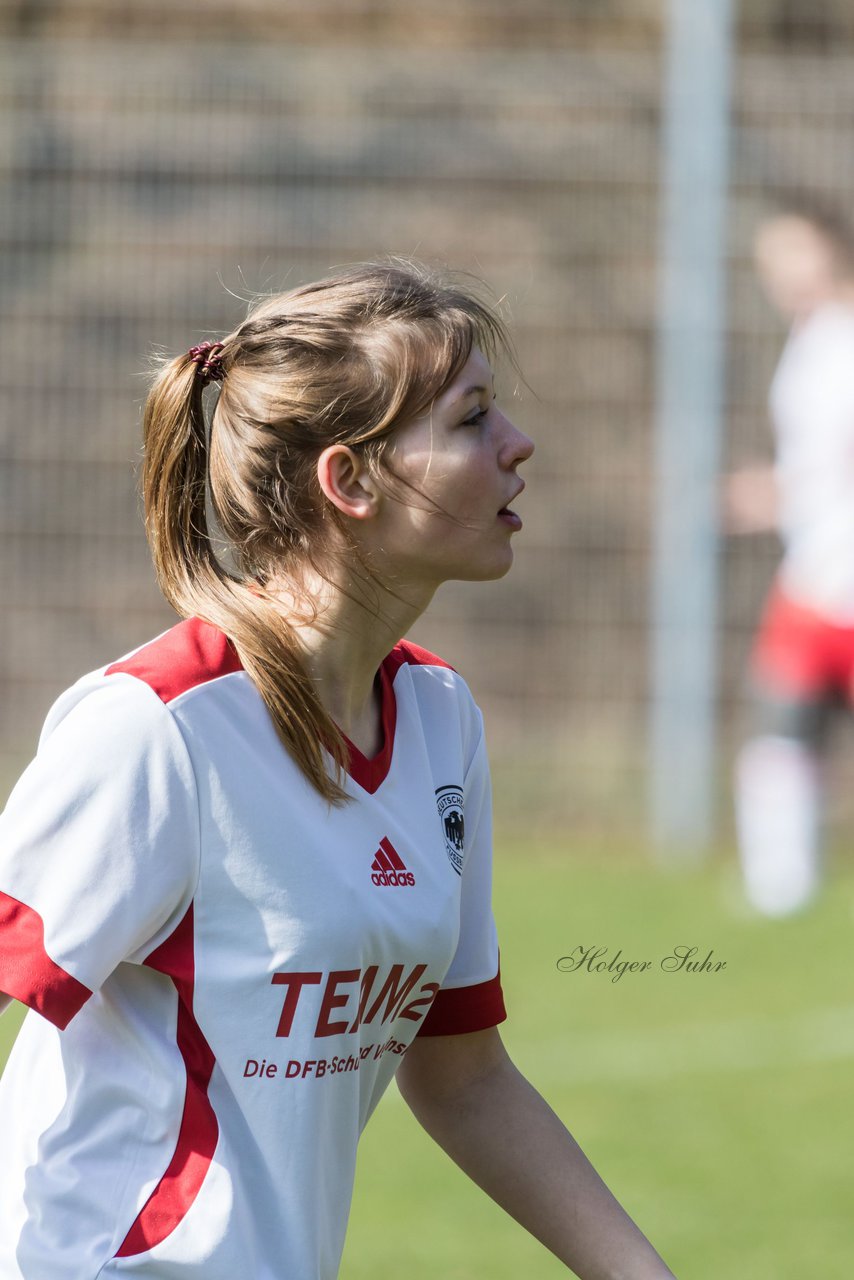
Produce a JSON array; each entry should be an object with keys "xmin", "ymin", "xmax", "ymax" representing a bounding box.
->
[{"xmin": 557, "ymin": 945, "xmax": 726, "ymax": 984}]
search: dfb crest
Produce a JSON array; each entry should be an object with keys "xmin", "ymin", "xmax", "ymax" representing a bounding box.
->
[{"xmin": 435, "ymin": 785, "xmax": 464, "ymax": 875}]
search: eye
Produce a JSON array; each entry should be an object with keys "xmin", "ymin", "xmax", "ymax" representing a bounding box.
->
[
  {"xmin": 461, "ymin": 406, "xmax": 489, "ymax": 427},
  {"xmin": 461, "ymin": 394, "xmax": 496, "ymax": 427}
]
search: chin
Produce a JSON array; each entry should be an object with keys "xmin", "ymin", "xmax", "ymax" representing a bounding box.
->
[{"xmin": 448, "ymin": 550, "xmax": 516, "ymax": 584}]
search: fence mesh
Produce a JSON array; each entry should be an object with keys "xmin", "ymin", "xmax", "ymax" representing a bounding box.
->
[{"xmin": 2, "ymin": 0, "xmax": 854, "ymax": 839}]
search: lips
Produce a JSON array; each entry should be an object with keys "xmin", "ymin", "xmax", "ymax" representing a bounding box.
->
[
  {"xmin": 498, "ymin": 481, "xmax": 525, "ymax": 517},
  {"xmin": 497, "ymin": 506, "xmax": 523, "ymax": 530}
]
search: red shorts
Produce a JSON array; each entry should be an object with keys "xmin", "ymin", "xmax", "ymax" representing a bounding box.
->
[{"xmin": 752, "ymin": 581, "xmax": 854, "ymax": 703}]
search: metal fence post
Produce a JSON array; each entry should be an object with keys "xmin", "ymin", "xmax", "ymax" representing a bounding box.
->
[{"xmin": 649, "ymin": 0, "xmax": 734, "ymax": 851}]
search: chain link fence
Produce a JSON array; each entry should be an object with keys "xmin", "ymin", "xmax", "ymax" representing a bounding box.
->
[{"xmin": 2, "ymin": 0, "xmax": 853, "ymax": 840}]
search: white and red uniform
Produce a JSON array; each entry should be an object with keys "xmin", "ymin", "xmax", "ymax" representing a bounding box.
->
[
  {"xmin": 737, "ymin": 301, "xmax": 854, "ymax": 915},
  {"xmin": 0, "ymin": 618, "xmax": 505, "ymax": 1278},
  {"xmin": 753, "ymin": 300, "xmax": 854, "ymax": 699}
]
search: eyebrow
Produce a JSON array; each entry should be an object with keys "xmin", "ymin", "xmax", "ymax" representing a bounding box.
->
[{"xmin": 453, "ymin": 382, "xmax": 495, "ymax": 405}]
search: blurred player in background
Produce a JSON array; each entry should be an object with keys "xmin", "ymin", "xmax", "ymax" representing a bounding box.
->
[{"xmin": 725, "ymin": 202, "xmax": 854, "ymax": 916}]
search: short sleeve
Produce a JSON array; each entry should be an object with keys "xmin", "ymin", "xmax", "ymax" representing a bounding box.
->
[
  {"xmin": 417, "ymin": 704, "xmax": 506, "ymax": 1037},
  {"xmin": 0, "ymin": 674, "xmax": 200, "ymax": 1029}
]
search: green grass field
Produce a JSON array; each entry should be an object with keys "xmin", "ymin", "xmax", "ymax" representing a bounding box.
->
[{"xmin": 3, "ymin": 842, "xmax": 853, "ymax": 1277}]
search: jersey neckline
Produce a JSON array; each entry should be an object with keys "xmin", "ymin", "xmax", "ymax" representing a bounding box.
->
[{"xmin": 336, "ymin": 655, "xmax": 398, "ymax": 795}]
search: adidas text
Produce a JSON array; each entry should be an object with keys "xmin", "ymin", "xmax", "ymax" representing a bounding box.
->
[{"xmin": 371, "ymin": 869, "xmax": 416, "ymax": 887}]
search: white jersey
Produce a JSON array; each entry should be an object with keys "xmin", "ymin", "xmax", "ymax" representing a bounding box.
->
[
  {"xmin": 0, "ymin": 619, "xmax": 505, "ymax": 1279},
  {"xmin": 771, "ymin": 301, "xmax": 854, "ymax": 621}
]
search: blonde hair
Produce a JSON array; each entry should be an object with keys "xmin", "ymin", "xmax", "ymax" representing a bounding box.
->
[{"xmin": 141, "ymin": 259, "xmax": 513, "ymax": 803}]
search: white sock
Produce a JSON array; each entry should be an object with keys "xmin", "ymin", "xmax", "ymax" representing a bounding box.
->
[{"xmin": 735, "ymin": 735, "xmax": 822, "ymax": 917}]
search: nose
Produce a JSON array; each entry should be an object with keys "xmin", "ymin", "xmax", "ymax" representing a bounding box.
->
[{"xmin": 498, "ymin": 413, "xmax": 535, "ymax": 468}]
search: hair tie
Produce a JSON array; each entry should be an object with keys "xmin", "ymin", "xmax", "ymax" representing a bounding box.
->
[{"xmin": 188, "ymin": 341, "xmax": 226, "ymax": 386}]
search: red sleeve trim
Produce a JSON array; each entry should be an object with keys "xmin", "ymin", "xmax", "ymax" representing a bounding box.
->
[
  {"xmin": 416, "ymin": 970, "xmax": 506, "ymax": 1037},
  {"xmin": 0, "ymin": 891, "xmax": 92, "ymax": 1029}
]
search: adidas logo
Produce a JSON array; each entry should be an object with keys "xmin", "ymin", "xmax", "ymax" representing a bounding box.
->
[{"xmin": 371, "ymin": 837, "xmax": 415, "ymax": 887}]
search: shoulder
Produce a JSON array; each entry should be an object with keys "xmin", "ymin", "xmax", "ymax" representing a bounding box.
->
[
  {"xmin": 103, "ymin": 616, "xmax": 243, "ymax": 705},
  {"xmin": 384, "ymin": 641, "xmax": 472, "ymax": 704},
  {"xmin": 811, "ymin": 301, "xmax": 854, "ymax": 334},
  {"xmin": 386, "ymin": 639, "xmax": 457, "ymax": 675},
  {"xmin": 37, "ymin": 617, "xmax": 237, "ymax": 765},
  {"xmin": 798, "ymin": 303, "xmax": 854, "ymax": 362},
  {"xmin": 384, "ymin": 639, "xmax": 484, "ymax": 758},
  {"xmin": 3, "ymin": 637, "xmax": 202, "ymax": 876}
]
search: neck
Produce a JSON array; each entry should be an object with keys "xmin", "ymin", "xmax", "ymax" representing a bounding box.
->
[
  {"xmin": 832, "ymin": 280, "xmax": 854, "ymax": 307},
  {"xmin": 799, "ymin": 279, "xmax": 854, "ymax": 318},
  {"xmin": 262, "ymin": 563, "xmax": 436, "ymax": 738}
]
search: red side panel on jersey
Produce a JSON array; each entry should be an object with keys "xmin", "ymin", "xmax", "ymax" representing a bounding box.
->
[
  {"xmin": 106, "ymin": 617, "xmax": 243, "ymax": 704},
  {"xmin": 116, "ymin": 904, "xmax": 218, "ymax": 1258},
  {"xmin": 416, "ymin": 969, "xmax": 506, "ymax": 1037},
  {"xmin": 0, "ymin": 892, "xmax": 92, "ymax": 1028}
]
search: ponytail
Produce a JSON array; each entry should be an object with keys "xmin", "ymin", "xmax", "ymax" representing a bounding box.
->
[{"xmin": 141, "ymin": 351, "xmax": 352, "ymax": 805}]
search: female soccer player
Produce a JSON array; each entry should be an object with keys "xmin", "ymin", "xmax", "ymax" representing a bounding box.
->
[
  {"xmin": 0, "ymin": 262, "xmax": 676, "ymax": 1278},
  {"xmin": 725, "ymin": 204, "xmax": 854, "ymax": 916}
]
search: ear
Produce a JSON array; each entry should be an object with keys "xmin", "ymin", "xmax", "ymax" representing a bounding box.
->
[{"xmin": 316, "ymin": 445, "xmax": 381, "ymax": 521}]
